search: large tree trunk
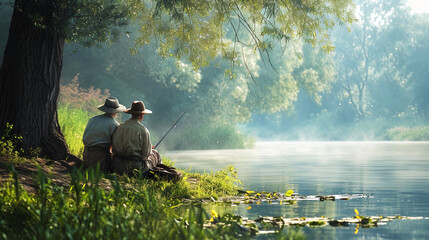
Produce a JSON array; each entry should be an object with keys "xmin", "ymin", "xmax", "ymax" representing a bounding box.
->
[{"xmin": 0, "ymin": 0, "xmax": 69, "ymax": 160}]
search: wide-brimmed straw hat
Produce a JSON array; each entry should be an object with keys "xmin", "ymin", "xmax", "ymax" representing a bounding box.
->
[
  {"xmin": 124, "ymin": 101, "xmax": 152, "ymax": 114},
  {"xmin": 97, "ymin": 97, "xmax": 126, "ymax": 113}
]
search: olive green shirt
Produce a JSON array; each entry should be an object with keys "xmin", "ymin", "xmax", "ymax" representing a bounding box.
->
[
  {"xmin": 112, "ymin": 118, "xmax": 152, "ymax": 160},
  {"xmin": 82, "ymin": 114, "xmax": 119, "ymax": 148}
]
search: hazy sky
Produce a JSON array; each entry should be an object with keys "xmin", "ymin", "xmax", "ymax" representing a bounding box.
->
[{"xmin": 408, "ymin": 0, "xmax": 429, "ymax": 13}]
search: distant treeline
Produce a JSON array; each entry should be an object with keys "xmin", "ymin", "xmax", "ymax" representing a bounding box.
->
[{"xmin": 1, "ymin": 0, "xmax": 428, "ymax": 149}]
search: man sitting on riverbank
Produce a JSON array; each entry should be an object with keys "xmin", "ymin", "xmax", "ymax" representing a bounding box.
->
[
  {"xmin": 111, "ymin": 101, "xmax": 162, "ymax": 174},
  {"xmin": 82, "ymin": 96, "xmax": 126, "ymax": 171},
  {"xmin": 111, "ymin": 101, "xmax": 182, "ymax": 181}
]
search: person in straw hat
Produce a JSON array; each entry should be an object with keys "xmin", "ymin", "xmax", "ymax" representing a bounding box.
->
[
  {"xmin": 82, "ymin": 96, "xmax": 126, "ymax": 170},
  {"xmin": 111, "ymin": 101, "xmax": 163, "ymax": 175}
]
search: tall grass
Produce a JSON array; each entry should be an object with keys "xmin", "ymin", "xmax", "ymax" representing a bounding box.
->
[
  {"xmin": 0, "ymin": 167, "xmax": 253, "ymax": 240},
  {"xmin": 114, "ymin": 165, "xmax": 242, "ymax": 200},
  {"xmin": 57, "ymin": 104, "xmax": 92, "ymax": 158}
]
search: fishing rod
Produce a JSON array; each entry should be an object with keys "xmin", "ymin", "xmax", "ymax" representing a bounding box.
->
[{"xmin": 154, "ymin": 112, "xmax": 185, "ymax": 149}]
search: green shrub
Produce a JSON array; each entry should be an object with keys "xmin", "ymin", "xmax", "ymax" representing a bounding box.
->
[
  {"xmin": 170, "ymin": 124, "xmax": 255, "ymax": 150},
  {"xmin": 0, "ymin": 123, "xmax": 25, "ymax": 164},
  {"xmin": 385, "ymin": 126, "xmax": 429, "ymax": 141}
]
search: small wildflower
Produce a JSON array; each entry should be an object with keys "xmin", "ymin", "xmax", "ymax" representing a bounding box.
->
[
  {"xmin": 210, "ymin": 210, "xmax": 218, "ymax": 222},
  {"xmin": 354, "ymin": 209, "xmax": 359, "ymax": 216},
  {"xmin": 211, "ymin": 210, "xmax": 218, "ymax": 218}
]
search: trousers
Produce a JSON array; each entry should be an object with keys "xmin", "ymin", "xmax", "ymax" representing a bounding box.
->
[
  {"xmin": 111, "ymin": 149, "xmax": 162, "ymax": 175},
  {"xmin": 82, "ymin": 146, "xmax": 112, "ymax": 171}
]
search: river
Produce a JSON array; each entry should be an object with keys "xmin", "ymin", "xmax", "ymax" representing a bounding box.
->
[{"xmin": 165, "ymin": 141, "xmax": 429, "ymax": 239}]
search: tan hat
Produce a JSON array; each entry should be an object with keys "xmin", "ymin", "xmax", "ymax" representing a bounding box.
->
[
  {"xmin": 97, "ymin": 97, "xmax": 126, "ymax": 113},
  {"xmin": 124, "ymin": 101, "xmax": 152, "ymax": 114}
]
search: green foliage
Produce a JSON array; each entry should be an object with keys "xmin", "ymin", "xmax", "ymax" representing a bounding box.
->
[
  {"xmin": 111, "ymin": 164, "xmax": 241, "ymax": 200},
  {"xmin": 57, "ymin": 71, "xmax": 255, "ymax": 151},
  {"xmin": 295, "ymin": 45, "xmax": 335, "ymax": 105},
  {"xmin": 0, "ymin": 165, "xmax": 264, "ymax": 239},
  {"xmin": 385, "ymin": 126, "xmax": 429, "ymax": 141},
  {"xmin": 61, "ymin": 33, "xmax": 335, "ymax": 150},
  {"xmin": 0, "ymin": 123, "xmax": 24, "ymax": 163},
  {"xmin": 55, "ymin": 0, "xmax": 429, "ymax": 144},
  {"xmin": 246, "ymin": 0, "xmax": 429, "ymax": 140},
  {"xmin": 333, "ymin": 0, "xmax": 411, "ymax": 120},
  {"xmin": 406, "ymin": 15, "xmax": 429, "ymax": 116},
  {"xmin": 132, "ymin": 0, "xmax": 355, "ymax": 69},
  {"xmin": 58, "ymin": 0, "xmax": 354, "ymax": 151},
  {"xmin": 168, "ymin": 123, "xmax": 255, "ymax": 150},
  {"xmin": 183, "ymin": 165, "xmax": 242, "ymax": 199},
  {"xmin": 57, "ymin": 105, "xmax": 92, "ymax": 158},
  {"xmin": 62, "ymin": 0, "xmax": 128, "ymax": 46}
]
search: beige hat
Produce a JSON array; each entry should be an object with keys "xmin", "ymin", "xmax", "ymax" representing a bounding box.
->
[
  {"xmin": 124, "ymin": 101, "xmax": 152, "ymax": 114},
  {"xmin": 97, "ymin": 97, "xmax": 126, "ymax": 113}
]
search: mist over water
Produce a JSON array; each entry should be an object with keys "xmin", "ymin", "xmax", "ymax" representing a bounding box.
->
[{"xmin": 166, "ymin": 141, "xmax": 429, "ymax": 239}]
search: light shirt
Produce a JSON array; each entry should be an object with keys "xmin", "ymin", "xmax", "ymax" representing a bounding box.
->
[
  {"xmin": 82, "ymin": 114, "xmax": 119, "ymax": 148},
  {"xmin": 112, "ymin": 118, "xmax": 152, "ymax": 160}
]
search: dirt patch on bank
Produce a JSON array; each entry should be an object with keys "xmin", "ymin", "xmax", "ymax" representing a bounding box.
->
[{"xmin": 0, "ymin": 156, "xmax": 112, "ymax": 194}]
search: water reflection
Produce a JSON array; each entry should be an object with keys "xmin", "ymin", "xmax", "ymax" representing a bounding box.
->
[{"xmin": 165, "ymin": 141, "xmax": 429, "ymax": 239}]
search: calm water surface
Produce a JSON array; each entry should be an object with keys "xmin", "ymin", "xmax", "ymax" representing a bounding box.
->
[{"xmin": 165, "ymin": 141, "xmax": 429, "ymax": 239}]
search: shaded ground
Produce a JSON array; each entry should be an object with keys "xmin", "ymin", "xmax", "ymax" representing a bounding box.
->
[
  {"xmin": 0, "ymin": 156, "xmax": 112, "ymax": 194},
  {"xmin": 0, "ymin": 156, "xmax": 196, "ymax": 195}
]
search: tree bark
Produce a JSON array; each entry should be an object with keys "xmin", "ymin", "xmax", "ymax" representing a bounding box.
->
[{"xmin": 0, "ymin": 0, "xmax": 69, "ymax": 160}]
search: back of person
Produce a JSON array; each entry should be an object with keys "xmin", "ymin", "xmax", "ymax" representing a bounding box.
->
[
  {"xmin": 82, "ymin": 97, "xmax": 125, "ymax": 171},
  {"xmin": 111, "ymin": 118, "xmax": 151, "ymax": 160},
  {"xmin": 111, "ymin": 101, "xmax": 182, "ymax": 182},
  {"xmin": 111, "ymin": 101, "xmax": 153, "ymax": 175}
]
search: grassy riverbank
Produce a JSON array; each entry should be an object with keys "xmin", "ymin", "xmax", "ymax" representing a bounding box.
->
[
  {"xmin": 0, "ymin": 159, "xmax": 234, "ymax": 239},
  {"xmin": 0, "ymin": 153, "xmax": 305, "ymax": 239}
]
